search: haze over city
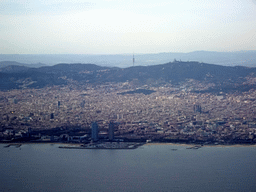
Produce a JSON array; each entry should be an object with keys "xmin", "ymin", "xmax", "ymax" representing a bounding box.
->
[{"xmin": 1, "ymin": 0, "xmax": 256, "ymax": 54}]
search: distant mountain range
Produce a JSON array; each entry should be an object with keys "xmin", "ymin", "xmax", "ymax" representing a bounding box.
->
[
  {"xmin": 0, "ymin": 61, "xmax": 255, "ymax": 92},
  {"xmin": 0, "ymin": 61, "xmax": 46, "ymax": 68},
  {"xmin": 0, "ymin": 50, "xmax": 256, "ymax": 68}
]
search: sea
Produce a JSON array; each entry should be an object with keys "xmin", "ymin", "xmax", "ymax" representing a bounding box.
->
[{"xmin": 1, "ymin": 143, "xmax": 256, "ymax": 192}]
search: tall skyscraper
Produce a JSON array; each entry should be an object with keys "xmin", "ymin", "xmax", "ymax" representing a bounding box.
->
[
  {"xmin": 109, "ymin": 121, "xmax": 115, "ymax": 141},
  {"xmin": 91, "ymin": 122, "xmax": 99, "ymax": 141}
]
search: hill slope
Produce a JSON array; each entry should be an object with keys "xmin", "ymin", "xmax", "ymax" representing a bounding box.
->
[{"xmin": 0, "ymin": 61, "xmax": 255, "ymax": 92}]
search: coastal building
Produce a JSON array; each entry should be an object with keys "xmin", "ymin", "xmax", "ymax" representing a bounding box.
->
[
  {"xmin": 109, "ymin": 121, "xmax": 115, "ymax": 141},
  {"xmin": 91, "ymin": 122, "xmax": 99, "ymax": 141}
]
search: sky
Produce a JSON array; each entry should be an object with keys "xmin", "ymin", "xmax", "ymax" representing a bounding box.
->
[{"xmin": 1, "ymin": 0, "xmax": 256, "ymax": 54}]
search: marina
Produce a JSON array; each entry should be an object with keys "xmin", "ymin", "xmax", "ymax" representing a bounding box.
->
[
  {"xmin": 4, "ymin": 143, "xmax": 22, "ymax": 148},
  {"xmin": 59, "ymin": 142, "xmax": 144, "ymax": 150}
]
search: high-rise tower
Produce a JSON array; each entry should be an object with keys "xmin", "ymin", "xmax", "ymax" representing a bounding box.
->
[
  {"xmin": 109, "ymin": 121, "xmax": 115, "ymax": 141},
  {"xmin": 91, "ymin": 122, "xmax": 99, "ymax": 141}
]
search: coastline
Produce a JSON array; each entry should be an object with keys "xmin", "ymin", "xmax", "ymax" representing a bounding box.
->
[
  {"xmin": 2, "ymin": 142, "xmax": 256, "ymax": 149},
  {"xmin": 145, "ymin": 142, "xmax": 256, "ymax": 148}
]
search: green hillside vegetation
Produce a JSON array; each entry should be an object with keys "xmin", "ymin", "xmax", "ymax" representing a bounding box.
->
[{"xmin": 0, "ymin": 61, "xmax": 255, "ymax": 92}]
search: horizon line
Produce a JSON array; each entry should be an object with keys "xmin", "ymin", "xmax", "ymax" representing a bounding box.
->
[{"xmin": 1, "ymin": 50, "xmax": 256, "ymax": 55}]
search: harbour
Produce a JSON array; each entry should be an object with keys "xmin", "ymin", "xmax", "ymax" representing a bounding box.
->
[{"xmin": 58, "ymin": 142, "xmax": 144, "ymax": 150}]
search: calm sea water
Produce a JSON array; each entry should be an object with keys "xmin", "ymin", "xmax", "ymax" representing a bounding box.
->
[{"xmin": 0, "ymin": 143, "xmax": 256, "ymax": 192}]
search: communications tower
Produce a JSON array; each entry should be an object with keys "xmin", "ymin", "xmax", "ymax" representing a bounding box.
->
[{"xmin": 133, "ymin": 53, "xmax": 135, "ymax": 67}]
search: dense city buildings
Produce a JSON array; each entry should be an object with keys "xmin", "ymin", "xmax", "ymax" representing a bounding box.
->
[{"xmin": 0, "ymin": 81, "xmax": 256, "ymax": 144}]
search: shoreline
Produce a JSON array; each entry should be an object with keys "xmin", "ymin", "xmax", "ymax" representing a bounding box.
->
[
  {"xmin": 145, "ymin": 142, "xmax": 256, "ymax": 148},
  {"xmin": 1, "ymin": 142, "xmax": 256, "ymax": 148}
]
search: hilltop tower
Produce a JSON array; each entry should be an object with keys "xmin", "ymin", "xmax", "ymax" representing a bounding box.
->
[{"xmin": 133, "ymin": 53, "xmax": 135, "ymax": 67}]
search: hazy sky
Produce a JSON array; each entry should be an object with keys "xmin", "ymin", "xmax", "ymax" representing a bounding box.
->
[{"xmin": 1, "ymin": 0, "xmax": 256, "ymax": 54}]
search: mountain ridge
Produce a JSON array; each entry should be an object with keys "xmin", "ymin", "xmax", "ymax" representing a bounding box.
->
[
  {"xmin": 0, "ymin": 61, "xmax": 255, "ymax": 92},
  {"xmin": 0, "ymin": 50, "xmax": 256, "ymax": 68},
  {"xmin": 0, "ymin": 61, "xmax": 47, "ymax": 69}
]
